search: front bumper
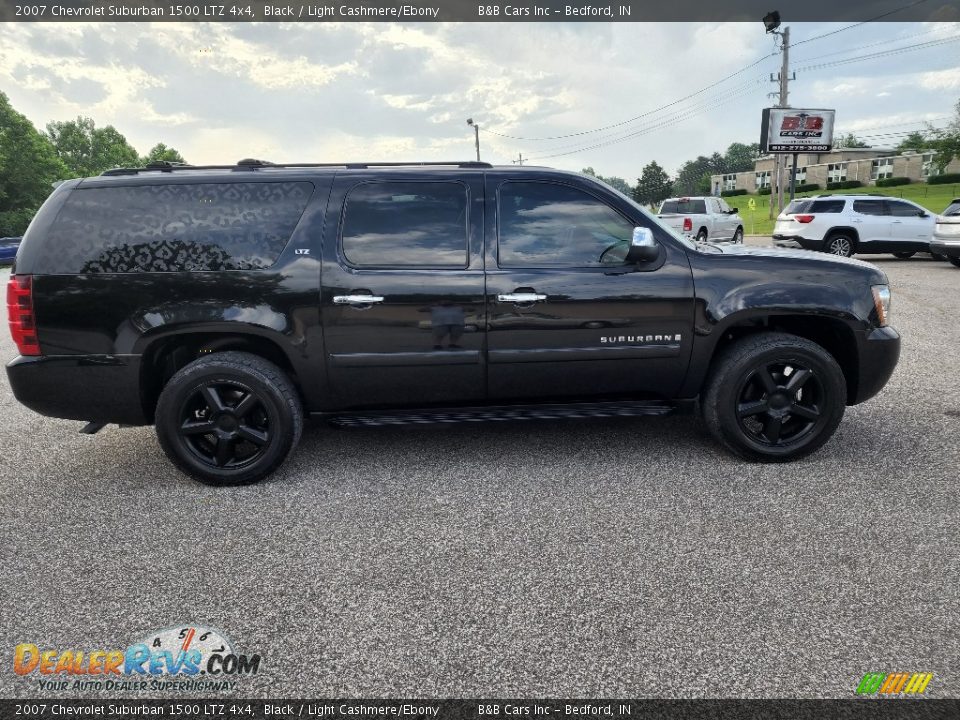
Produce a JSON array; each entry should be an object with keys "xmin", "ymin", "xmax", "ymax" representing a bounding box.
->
[
  {"xmin": 930, "ymin": 238, "xmax": 960, "ymax": 259},
  {"xmin": 772, "ymin": 234, "xmax": 823, "ymax": 251},
  {"xmin": 851, "ymin": 325, "xmax": 901, "ymax": 405},
  {"xmin": 6, "ymin": 354, "xmax": 149, "ymax": 425}
]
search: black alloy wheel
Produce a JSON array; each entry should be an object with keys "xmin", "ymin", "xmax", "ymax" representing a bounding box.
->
[
  {"xmin": 179, "ymin": 381, "xmax": 271, "ymax": 470},
  {"xmin": 155, "ymin": 351, "xmax": 303, "ymax": 485},
  {"xmin": 701, "ymin": 332, "xmax": 846, "ymax": 462}
]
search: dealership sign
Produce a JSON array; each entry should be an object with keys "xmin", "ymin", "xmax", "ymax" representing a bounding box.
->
[{"xmin": 761, "ymin": 108, "xmax": 836, "ymax": 153}]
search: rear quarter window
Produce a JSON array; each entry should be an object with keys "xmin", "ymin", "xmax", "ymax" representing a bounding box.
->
[
  {"xmin": 942, "ymin": 202, "xmax": 960, "ymax": 216},
  {"xmin": 37, "ymin": 181, "xmax": 314, "ymax": 273},
  {"xmin": 810, "ymin": 200, "xmax": 846, "ymax": 213}
]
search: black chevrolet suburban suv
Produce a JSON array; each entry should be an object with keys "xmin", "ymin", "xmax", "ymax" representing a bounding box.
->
[{"xmin": 6, "ymin": 160, "xmax": 900, "ymax": 485}]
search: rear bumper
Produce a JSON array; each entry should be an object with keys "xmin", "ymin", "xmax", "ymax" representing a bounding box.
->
[
  {"xmin": 773, "ymin": 234, "xmax": 823, "ymax": 251},
  {"xmin": 851, "ymin": 326, "xmax": 901, "ymax": 405},
  {"xmin": 930, "ymin": 239, "xmax": 960, "ymax": 258},
  {"xmin": 6, "ymin": 354, "xmax": 149, "ymax": 425}
]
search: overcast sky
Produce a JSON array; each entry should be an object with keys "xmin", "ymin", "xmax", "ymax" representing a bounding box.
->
[{"xmin": 1, "ymin": 20, "xmax": 958, "ymax": 179}]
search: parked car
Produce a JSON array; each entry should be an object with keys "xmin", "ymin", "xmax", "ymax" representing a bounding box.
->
[
  {"xmin": 657, "ymin": 196, "xmax": 744, "ymax": 244},
  {"xmin": 773, "ymin": 194, "xmax": 937, "ymax": 258},
  {"xmin": 930, "ymin": 198, "xmax": 960, "ymax": 268},
  {"xmin": 6, "ymin": 160, "xmax": 899, "ymax": 485},
  {"xmin": 0, "ymin": 237, "xmax": 21, "ymax": 265}
]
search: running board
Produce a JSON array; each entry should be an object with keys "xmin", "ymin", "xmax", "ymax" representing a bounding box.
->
[{"xmin": 327, "ymin": 401, "xmax": 682, "ymax": 428}]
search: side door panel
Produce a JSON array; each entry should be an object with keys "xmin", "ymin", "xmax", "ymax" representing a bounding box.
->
[
  {"xmin": 484, "ymin": 174, "xmax": 696, "ymax": 402},
  {"xmin": 319, "ymin": 173, "xmax": 486, "ymax": 410}
]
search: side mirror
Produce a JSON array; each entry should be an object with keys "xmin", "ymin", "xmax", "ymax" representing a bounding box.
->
[
  {"xmin": 626, "ymin": 227, "xmax": 658, "ymax": 263},
  {"xmin": 919, "ymin": 210, "xmax": 928, "ymax": 218},
  {"xmin": 730, "ymin": 207, "xmax": 739, "ymax": 213}
]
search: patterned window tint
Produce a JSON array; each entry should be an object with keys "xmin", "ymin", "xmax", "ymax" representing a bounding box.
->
[{"xmin": 40, "ymin": 181, "xmax": 314, "ymax": 273}]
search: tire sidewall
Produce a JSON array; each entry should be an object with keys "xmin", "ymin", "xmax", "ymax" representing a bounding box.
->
[
  {"xmin": 826, "ymin": 233, "xmax": 854, "ymax": 257},
  {"xmin": 156, "ymin": 365, "xmax": 296, "ymax": 485}
]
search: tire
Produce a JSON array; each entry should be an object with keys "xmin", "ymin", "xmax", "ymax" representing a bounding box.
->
[
  {"xmin": 930, "ymin": 252, "xmax": 947, "ymax": 261},
  {"xmin": 892, "ymin": 251, "xmax": 915, "ymax": 259},
  {"xmin": 696, "ymin": 228, "xmax": 708, "ymax": 243},
  {"xmin": 155, "ymin": 351, "xmax": 303, "ymax": 486},
  {"xmin": 732, "ymin": 227, "xmax": 744, "ymax": 244},
  {"xmin": 824, "ymin": 232, "xmax": 855, "ymax": 257},
  {"xmin": 949, "ymin": 256, "xmax": 960, "ymax": 268},
  {"xmin": 701, "ymin": 332, "xmax": 846, "ymax": 462}
]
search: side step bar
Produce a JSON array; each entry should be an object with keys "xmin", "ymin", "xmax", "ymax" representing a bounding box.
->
[{"xmin": 327, "ymin": 400, "xmax": 688, "ymax": 429}]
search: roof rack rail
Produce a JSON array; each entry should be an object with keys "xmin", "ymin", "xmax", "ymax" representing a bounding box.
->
[{"xmin": 101, "ymin": 160, "xmax": 493, "ymax": 176}]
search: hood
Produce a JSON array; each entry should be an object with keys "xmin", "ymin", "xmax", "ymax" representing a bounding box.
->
[{"xmin": 713, "ymin": 242, "xmax": 880, "ymax": 269}]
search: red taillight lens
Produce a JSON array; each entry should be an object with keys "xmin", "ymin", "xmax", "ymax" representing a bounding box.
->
[
  {"xmin": 794, "ymin": 214, "xmax": 815, "ymax": 223},
  {"xmin": 682, "ymin": 217, "xmax": 693, "ymax": 232},
  {"xmin": 7, "ymin": 275, "xmax": 40, "ymax": 356}
]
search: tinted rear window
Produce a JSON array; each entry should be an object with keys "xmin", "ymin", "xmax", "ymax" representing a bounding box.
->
[
  {"xmin": 943, "ymin": 202, "xmax": 960, "ymax": 216},
  {"xmin": 660, "ymin": 199, "xmax": 707, "ymax": 214},
  {"xmin": 340, "ymin": 181, "xmax": 469, "ymax": 268},
  {"xmin": 38, "ymin": 182, "xmax": 313, "ymax": 274},
  {"xmin": 810, "ymin": 200, "xmax": 845, "ymax": 213},
  {"xmin": 784, "ymin": 200, "xmax": 811, "ymax": 214}
]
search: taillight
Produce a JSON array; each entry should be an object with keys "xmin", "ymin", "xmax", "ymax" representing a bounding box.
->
[
  {"xmin": 794, "ymin": 214, "xmax": 815, "ymax": 223},
  {"xmin": 682, "ymin": 217, "xmax": 693, "ymax": 232},
  {"xmin": 7, "ymin": 275, "xmax": 40, "ymax": 356}
]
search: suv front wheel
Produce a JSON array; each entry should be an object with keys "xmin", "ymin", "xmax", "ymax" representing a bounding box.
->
[
  {"xmin": 155, "ymin": 351, "xmax": 303, "ymax": 485},
  {"xmin": 825, "ymin": 232, "xmax": 855, "ymax": 257},
  {"xmin": 702, "ymin": 333, "xmax": 846, "ymax": 462}
]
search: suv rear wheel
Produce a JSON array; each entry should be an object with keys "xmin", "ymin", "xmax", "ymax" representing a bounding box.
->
[
  {"xmin": 702, "ymin": 333, "xmax": 846, "ymax": 462},
  {"xmin": 155, "ymin": 351, "xmax": 303, "ymax": 485},
  {"xmin": 732, "ymin": 227, "xmax": 744, "ymax": 244},
  {"xmin": 825, "ymin": 232, "xmax": 855, "ymax": 257}
]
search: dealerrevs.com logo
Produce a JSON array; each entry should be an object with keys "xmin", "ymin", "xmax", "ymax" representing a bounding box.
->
[
  {"xmin": 13, "ymin": 625, "xmax": 261, "ymax": 692},
  {"xmin": 856, "ymin": 672, "xmax": 934, "ymax": 696}
]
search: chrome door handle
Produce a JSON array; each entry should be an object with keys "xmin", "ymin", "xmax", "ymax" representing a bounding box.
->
[
  {"xmin": 497, "ymin": 293, "xmax": 547, "ymax": 303},
  {"xmin": 333, "ymin": 294, "xmax": 385, "ymax": 305}
]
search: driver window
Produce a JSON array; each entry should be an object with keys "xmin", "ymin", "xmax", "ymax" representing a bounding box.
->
[{"xmin": 498, "ymin": 181, "xmax": 635, "ymax": 267}]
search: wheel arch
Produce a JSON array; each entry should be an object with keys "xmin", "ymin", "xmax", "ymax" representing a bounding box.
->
[
  {"xmin": 703, "ymin": 314, "xmax": 861, "ymax": 405},
  {"xmin": 825, "ymin": 226, "xmax": 860, "ymax": 248},
  {"xmin": 139, "ymin": 329, "xmax": 302, "ymax": 423}
]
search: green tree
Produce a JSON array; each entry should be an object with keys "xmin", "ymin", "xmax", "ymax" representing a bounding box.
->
[
  {"xmin": 723, "ymin": 142, "xmax": 759, "ymax": 173},
  {"xmin": 633, "ymin": 161, "xmax": 672, "ymax": 207},
  {"xmin": 0, "ymin": 92, "xmax": 68, "ymax": 236},
  {"xmin": 141, "ymin": 143, "xmax": 187, "ymax": 166},
  {"xmin": 46, "ymin": 116, "xmax": 140, "ymax": 177},
  {"xmin": 673, "ymin": 156, "xmax": 713, "ymax": 195},
  {"xmin": 580, "ymin": 167, "xmax": 631, "ymax": 195},
  {"xmin": 928, "ymin": 99, "xmax": 960, "ymax": 172},
  {"xmin": 895, "ymin": 131, "xmax": 931, "ymax": 152},
  {"xmin": 836, "ymin": 133, "xmax": 869, "ymax": 149}
]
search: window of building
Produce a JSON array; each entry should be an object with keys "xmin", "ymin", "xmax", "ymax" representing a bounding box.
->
[
  {"xmin": 722, "ymin": 174, "xmax": 737, "ymax": 191},
  {"xmin": 827, "ymin": 163, "xmax": 847, "ymax": 183},
  {"xmin": 341, "ymin": 182, "xmax": 469, "ymax": 268},
  {"xmin": 922, "ymin": 152, "xmax": 938, "ymax": 178},
  {"xmin": 497, "ymin": 181, "xmax": 635, "ymax": 267},
  {"xmin": 871, "ymin": 158, "xmax": 894, "ymax": 181},
  {"xmin": 794, "ymin": 166, "xmax": 807, "ymax": 184},
  {"xmin": 755, "ymin": 171, "xmax": 771, "ymax": 189}
]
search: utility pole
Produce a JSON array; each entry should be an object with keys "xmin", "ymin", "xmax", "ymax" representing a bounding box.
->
[
  {"xmin": 766, "ymin": 19, "xmax": 792, "ymax": 219},
  {"xmin": 466, "ymin": 118, "xmax": 480, "ymax": 162},
  {"xmin": 513, "ymin": 152, "xmax": 524, "ymax": 166}
]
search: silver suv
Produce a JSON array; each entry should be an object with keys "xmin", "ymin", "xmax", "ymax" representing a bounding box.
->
[{"xmin": 773, "ymin": 194, "xmax": 936, "ymax": 258}]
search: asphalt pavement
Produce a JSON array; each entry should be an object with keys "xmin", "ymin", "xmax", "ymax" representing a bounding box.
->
[{"xmin": 1, "ymin": 249, "xmax": 958, "ymax": 699}]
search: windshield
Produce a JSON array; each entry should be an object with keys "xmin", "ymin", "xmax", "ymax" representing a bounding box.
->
[{"xmin": 660, "ymin": 199, "xmax": 707, "ymax": 214}]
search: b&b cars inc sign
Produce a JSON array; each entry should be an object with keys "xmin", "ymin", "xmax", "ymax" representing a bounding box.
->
[{"xmin": 761, "ymin": 108, "xmax": 836, "ymax": 153}]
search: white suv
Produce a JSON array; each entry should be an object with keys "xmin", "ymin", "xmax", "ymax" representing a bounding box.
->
[{"xmin": 773, "ymin": 194, "xmax": 936, "ymax": 258}]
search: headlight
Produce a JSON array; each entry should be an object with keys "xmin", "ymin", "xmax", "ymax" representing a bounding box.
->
[{"xmin": 872, "ymin": 285, "xmax": 891, "ymax": 327}]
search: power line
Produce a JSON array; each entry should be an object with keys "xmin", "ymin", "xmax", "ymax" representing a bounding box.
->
[
  {"xmin": 795, "ymin": 34, "xmax": 960, "ymax": 73},
  {"xmin": 790, "ymin": 0, "xmax": 933, "ymax": 48},
  {"xmin": 480, "ymin": 53, "xmax": 776, "ymax": 142}
]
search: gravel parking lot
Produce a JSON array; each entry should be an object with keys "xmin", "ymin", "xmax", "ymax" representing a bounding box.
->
[{"xmin": 1, "ymin": 246, "xmax": 958, "ymax": 699}]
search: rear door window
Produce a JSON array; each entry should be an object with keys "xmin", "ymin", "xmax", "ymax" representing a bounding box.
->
[
  {"xmin": 40, "ymin": 181, "xmax": 314, "ymax": 273},
  {"xmin": 340, "ymin": 181, "xmax": 469, "ymax": 268},
  {"xmin": 852, "ymin": 200, "xmax": 886, "ymax": 216}
]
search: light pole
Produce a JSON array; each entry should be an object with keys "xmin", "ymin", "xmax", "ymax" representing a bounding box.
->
[
  {"xmin": 466, "ymin": 118, "xmax": 480, "ymax": 162},
  {"xmin": 763, "ymin": 11, "xmax": 792, "ymax": 217}
]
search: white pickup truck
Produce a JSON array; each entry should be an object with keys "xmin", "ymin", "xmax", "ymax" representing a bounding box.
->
[{"xmin": 657, "ymin": 196, "xmax": 745, "ymax": 244}]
